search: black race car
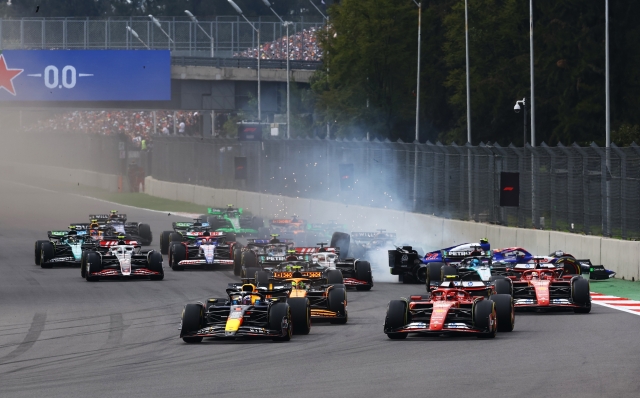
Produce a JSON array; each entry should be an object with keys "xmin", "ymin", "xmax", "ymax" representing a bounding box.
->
[
  {"xmin": 89, "ymin": 211, "xmax": 152, "ymax": 245},
  {"xmin": 168, "ymin": 231, "xmax": 241, "ymax": 271}
]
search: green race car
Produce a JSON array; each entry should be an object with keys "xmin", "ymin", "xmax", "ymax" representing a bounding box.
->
[{"xmin": 201, "ymin": 205, "xmax": 266, "ymax": 237}]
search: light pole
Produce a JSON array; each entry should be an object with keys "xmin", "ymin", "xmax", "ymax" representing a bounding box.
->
[
  {"xmin": 228, "ymin": 0, "xmax": 261, "ymax": 122},
  {"xmin": 464, "ymin": 0, "xmax": 471, "ymax": 144},
  {"xmin": 529, "ymin": 0, "xmax": 535, "ymax": 147},
  {"xmin": 149, "ymin": 15, "xmax": 174, "ymax": 50},
  {"xmin": 185, "ymin": 10, "xmax": 214, "ymax": 58},
  {"xmin": 514, "ymin": 98, "xmax": 527, "ymax": 146},
  {"xmin": 308, "ymin": 0, "xmax": 331, "ymax": 139},
  {"xmin": 605, "ymin": 0, "xmax": 610, "ymax": 235},
  {"xmin": 412, "ymin": 1, "xmax": 421, "ymax": 143},
  {"xmin": 260, "ymin": 0, "xmax": 292, "ymax": 139},
  {"xmin": 127, "ymin": 26, "xmax": 150, "ymax": 49}
]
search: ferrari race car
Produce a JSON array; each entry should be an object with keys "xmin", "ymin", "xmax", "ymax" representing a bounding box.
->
[
  {"xmin": 201, "ymin": 205, "xmax": 264, "ymax": 237},
  {"xmin": 160, "ymin": 219, "xmax": 214, "ymax": 255},
  {"xmin": 35, "ymin": 228, "xmax": 94, "ymax": 268},
  {"xmin": 384, "ymin": 281, "xmax": 514, "ymax": 339},
  {"xmin": 81, "ymin": 236, "xmax": 164, "ymax": 281},
  {"xmin": 245, "ymin": 261, "xmax": 348, "ymax": 324},
  {"xmin": 88, "ymin": 211, "xmax": 153, "ymax": 245},
  {"xmin": 179, "ymin": 283, "xmax": 308, "ymax": 343},
  {"xmin": 168, "ymin": 231, "xmax": 241, "ymax": 271}
]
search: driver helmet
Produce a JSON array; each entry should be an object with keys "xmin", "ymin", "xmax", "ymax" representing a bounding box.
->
[
  {"xmin": 470, "ymin": 258, "xmax": 482, "ymax": 267},
  {"xmin": 109, "ymin": 210, "xmax": 119, "ymax": 219},
  {"xmin": 242, "ymin": 295, "xmax": 252, "ymax": 305},
  {"xmin": 530, "ymin": 271, "xmax": 539, "ymax": 280},
  {"xmin": 297, "ymin": 281, "xmax": 306, "ymax": 290}
]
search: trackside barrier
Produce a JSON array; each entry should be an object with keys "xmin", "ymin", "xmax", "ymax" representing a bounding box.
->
[
  {"xmin": 4, "ymin": 162, "xmax": 123, "ymax": 192},
  {"xmin": 144, "ymin": 176, "xmax": 640, "ymax": 281}
]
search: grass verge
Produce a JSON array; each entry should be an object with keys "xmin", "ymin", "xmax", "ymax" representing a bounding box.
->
[{"xmin": 589, "ymin": 278, "xmax": 640, "ymax": 301}]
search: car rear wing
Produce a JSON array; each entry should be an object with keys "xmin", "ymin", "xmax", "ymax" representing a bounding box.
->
[
  {"xmin": 247, "ymin": 239, "xmax": 295, "ymax": 244},
  {"xmin": 208, "ymin": 206, "xmax": 242, "ymax": 215},
  {"xmin": 90, "ymin": 214, "xmax": 127, "ymax": 222},
  {"xmin": 351, "ymin": 231, "xmax": 397, "ymax": 241},
  {"xmin": 172, "ymin": 221, "xmax": 210, "ymax": 230},
  {"xmin": 226, "ymin": 282, "xmax": 291, "ymax": 295},
  {"xmin": 47, "ymin": 230, "xmax": 88, "ymax": 239},
  {"xmin": 269, "ymin": 218, "xmax": 306, "ymax": 225}
]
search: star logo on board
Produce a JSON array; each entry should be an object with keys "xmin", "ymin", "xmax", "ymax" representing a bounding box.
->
[{"xmin": 0, "ymin": 54, "xmax": 24, "ymax": 96}]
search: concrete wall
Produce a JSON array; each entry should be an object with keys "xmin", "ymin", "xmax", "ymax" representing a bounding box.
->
[
  {"xmin": 5, "ymin": 162, "xmax": 122, "ymax": 192},
  {"xmin": 172, "ymin": 65, "xmax": 315, "ymax": 83},
  {"xmin": 144, "ymin": 176, "xmax": 640, "ymax": 280}
]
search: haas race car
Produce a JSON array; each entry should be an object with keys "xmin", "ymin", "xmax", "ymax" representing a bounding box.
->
[
  {"xmin": 179, "ymin": 282, "xmax": 308, "ymax": 343},
  {"xmin": 384, "ymin": 281, "xmax": 514, "ymax": 339},
  {"xmin": 81, "ymin": 235, "xmax": 164, "ymax": 281}
]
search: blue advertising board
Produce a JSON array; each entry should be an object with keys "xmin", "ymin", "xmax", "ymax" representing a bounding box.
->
[{"xmin": 0, "ymin": 50, "xmax": 171, "ymax": 101}]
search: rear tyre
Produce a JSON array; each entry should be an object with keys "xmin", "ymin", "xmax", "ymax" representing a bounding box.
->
[
  {"xmin": 85, "ymin": 252, "xmax": 101, "ymax": 282},
  {"xmin": 181, "ymin": 304, "xmax": 204, "ymax": 343},
  {"xmin": 425, "ymin": 262, "xmax": 445, "ymax": 290},
  {"xmin": 355, "ymin": 261, "xmax": 373, "ymax": 291},
  {"xmin": 385, "ymin": 300, "xmax": 409, "ymax": 339},
  {"xmin": 255, "ymin": 270, "xmax": 270, "ymax": 286},
  {"xmin": 226, "ymin": 232, "xmax": 237, "ymax": 242},
  {"xmin": 171, "ymin": 244, "xmax": 186, "ymax": 271},
  {"xmin": 328, "ymin": 287, "xmax": 347, "ymax": 324},
  {"xmin": 473, "ymin": 300, "xmax": 497, "ymax": 338},
  {"xmin": 40, "ymin": 242, "xmax": 55, "ymax": 269},
  {"xmin": 493, "ymin": 278, "xmax": 513, "ymax": 296},
  {"xmin": 242, "ymin": 250, "xmax": 258, "ymax": 268},
  {"xmin": 269, "ymin": 303, "xmax": 292, "ymax": 342},
  {"xmin": 35, "ymin": 240, "xmax": 48, "ymax": 265},
  {"xmin": 287, "ymin": 297, "xmax": 311, "ymax": 335},
  {"xmin": 138, "ymin": 223, "xmax": 152, "ymax": 245},
  {"xmin": 490, "ymin": 294, "xmax": 515, "ymax": 332},
  {"xmin": 572, "ymin": 277, "xmax": 591, "ymax": 313},
  {"xmin": 80, "ymin": 251, "xmax": 89, "ymax": 278},
  {"xmin": 242, "ymin": 267, "xmax": 260, "ymax": 281},
  {"xmin": 330, "ymin": 232, "xmax": 351, "ymax": 258},
  {"xmin": 160, "ymin": 231, "xmax": 172, "ymax": 255},
  {"xmin": 441, "ymin": 265, "xmax": 458, "ymax": 279},
  {"xmin": 326, "ymin": 269, "xmax": 344, "ymax": 285},
  {"xmin": 233, "ymin": 247, "xmax": 243, "ymax": 276},
  {"xmin": 169, "ymin": 232, "xmax": 182, "ymax": 243},
  {"xmin": 148, "ymin": 251, "xmax": 164, "ymax": 281}
]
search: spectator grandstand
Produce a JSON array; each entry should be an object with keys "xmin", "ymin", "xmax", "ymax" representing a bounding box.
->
[{"xmin": 234, "ymin": 27, "xmax": 323, "ymax": 61}]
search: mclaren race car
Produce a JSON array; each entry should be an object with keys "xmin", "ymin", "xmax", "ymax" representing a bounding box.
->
[
  {"xmin": 168, "ymin": 231, "xmax": 241, "ymax": 271},
  {"xmin": 245, "ymin": 261, "xmax": 348, "ymax": 324},
  {"xmin": 384, "ymin": 281, "xmax": 514, "ymax": 339},
  {"xmin": 179, "ymin": 283, "xmax": 308, "ymax": 343},
  {"xmin": 81, "ymin": 235, "xmax": 163, "ymax": 281}
]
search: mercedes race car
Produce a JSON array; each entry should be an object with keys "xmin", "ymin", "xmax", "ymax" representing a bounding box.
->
[
  {"xmin": 88, "ymin": 211, "xmax": 153, "ymax": 245},
  {"xmin": 168, "ymin": 231, "xmax": 241, "ymax": 271},
  {"xmin": 179, "ymin": 283, "xmax": 308, "ymax": 343},
  {"xmin": 237, "ymin": 236, "xmax": 296, "ymax": 276},
  {"xmin": 384, "ymin": 281, "xmax": 514, "ymax": 339},
  {"xmin": 81, "ymin": 236, "xmax": 164, "ymax": 281},
  {"xmin": 35, "ymin": 228, "xmax": 94, "ymax": 268},
  {"xmin": 201, "ymin": 205, "xmax": 264, "ymax": 237},
  {"xmin": 245, "ymin": 261, "xmax": 348, "ymax": 324}
]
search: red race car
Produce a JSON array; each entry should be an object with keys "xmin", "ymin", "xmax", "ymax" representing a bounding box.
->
[{"xmin": 384, "ymin": 281, "xmax": 514, "ymax": 339}]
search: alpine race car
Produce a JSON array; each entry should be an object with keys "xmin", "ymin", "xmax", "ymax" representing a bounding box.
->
[
  {"xmin": 81, "ymin": 236, "xmax": 164, "ymax": 281},
  {"xmin": 160, "ymin": 219, "xmax": 214, "ymax": 255},
  {"xmin": 245, "ymin": 261, "xmax": 348, "ymax": 324},
  {"xmin": 89, "ymin": 211, "xmax": 153, "ymax": 245},
  {"xmin": 201, "ymin": 205, "xmax": 264, "ymax": 237},
  {"xmin": 168, "ymin": 231, "xmax": 241, "ymax": 271},
  {"xmin": 36, "ymin": 228, "xmax": 94, "ymax": 268},
  {"xmin": 179, "ymin": 283, "xmax": 307, "ymax": 343},
  {"xmin": 383, "ymin": 281, "xmax": 514, "ymax": 339}
]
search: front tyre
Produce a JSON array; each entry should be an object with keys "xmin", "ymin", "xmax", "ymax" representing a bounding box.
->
[
  {"xmin": 287, "ymin": 297, "xmax": 311, "ymax": 335},
  {"xmin": 355, "ymin": 261, "xmax": 373, "ymax": 291},
  {"xmin": 181, "ymin": 304, "xmax": 204, "ymax": 343},
  {"xmin": 85, "ymin": 252, "xmax": 101, "ymax": 282},
  {"xmin": 384, "ymin": 300, "xmax": 409, "ymax": 339},
  {"xmin": 40, "ymin": 242, "xmax": 55, "ymax": 269},
  {"xmin": 328, "ymin": 287, "xmax": 347, "ymax": 324},
  {"xmin": 490, "ymin": 294, "xmax": 515, "ymax": 332},
  {"xmin": 269, "ymin": 303, "xmax": 292, "ymax": 342},
  {"xmin": 148, "ymin": 251, "xmax": 164, "ymax": 281}
]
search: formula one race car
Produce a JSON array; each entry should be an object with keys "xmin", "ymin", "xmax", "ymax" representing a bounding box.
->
[
  {"xmin": 160, "ymin": 219, "xmax": 214, "ymax": 255},
  {"xmin": 237, "ymin": 235, "xmax": 296, "ymax": 276},
  {"xmin": 168, "ymin": 231, "xmax": 241, "ymax": 271},
  {"xmin": 384, "ymin": 281, "xmax": 514, "ymax": 339},
  {"xmin": 36, "ymin": 228, "xmax": 94, "ymax": 268},
  {"xmin": 81, "ymin": 235, "xmax": 164, "ymax": 281},
  {"xmin": 88, "ymin": 211, "xmax": 153, "ymax": 245},
  {"xmin": 349, "ymin": 230, "xmax": 398, "ymax": 259},
  {"xmin": 245, "ymin": 261, "xmax": 348, "ymax": 324},
  {"xmin": 201, "ymin": 205, "xmax": 264, "ymax": 237},
  {"xmin": 179, "ymin": 283, "xmax": 307, "ymax": 343}
]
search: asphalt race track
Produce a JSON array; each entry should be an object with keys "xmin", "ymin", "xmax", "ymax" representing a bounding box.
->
[{"xmin": 1, "ymin": 179, "xmax": 640, "ymax": 398}]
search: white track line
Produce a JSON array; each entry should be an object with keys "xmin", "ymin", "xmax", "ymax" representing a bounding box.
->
[{"xmin": 591, "ymin": 292, "xmax": 640, "ymax": 317}]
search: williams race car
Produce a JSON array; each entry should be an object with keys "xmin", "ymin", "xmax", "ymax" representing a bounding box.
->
[
  {"xmin": 384, "ymin": 281, "xmax": 514, "ymax": 339},
  {"xmin": 179, "ymin": 283, "xmax": 308, "ymax": 343}
]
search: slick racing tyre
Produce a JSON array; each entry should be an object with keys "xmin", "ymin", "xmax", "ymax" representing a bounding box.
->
[
  {"xmin": 226, "ymin": 233, "xmax": 236, "ymax": 242},
  {"xmin": 84, "ymin": 252, "xmax": 102, "ymax": 282},
  {"xmin": 255, "ymin": 270, "xmax": 270, "ymax": 286},
  {"xmin": 385, "ymin": 300, "xmax": 409, "ymax": 339},
  {"xmin": 138, "ymin": 223, "xmax": 152, "ymax": 245},
  {"xmin": 287, "ymin": 297, "xmax": 311, "ymax": 335},
  {"xmin": 425, "ymin": 262, "xmax": 445, "ymax": 290},
  {"xmin": 326, "ymin": 269, "xmax": 344, "ymax": 285},
  {"xmin": 242, "ymin": 250, "xmax": 258, "ymax": 268},
  {"xmin": 490, "ymin": 294, "xmax": 515, "ymax": 332},
  {"xmin": 169, "ymin": 232, "xmax": 182, "ymax": 243},
  {"xmin": 572, "ymin": 277, "xmax": 591, "ymax": 313},
  {"xmin": 35, "ymin": 240, "xmax": 48, "ymax": 265},
  {"xmin": 40, "ymin": 242, "xmax": 55, "ymax": 269},
  {"xmin": 441, "ymin": 265, "xmax": 458, "ymax": 280},
  {"xmin": 330, "ymin": 232, "xmax": 351, "ymax": 258},
  {"xmin": 355, "ymin": 261, "xmax": 373, "ymax": 291},
  {"xmin": 233, "ymin": 247, "xmax": 243, "ymax": 276},
  {"xmin": 493, "ymin": 278, "xmax": 513, "ymax": 296},
  {"xmin": 181, "ymin": 304, "xmax": 204, "ymax": 344},
  {"xmin": 80, "ymin": 251, "xmax": 89, "ymax": 278},
  {"xmin": 328, "ymin": 287, "xmax": 347, "ymax": 324},
  {"xmin": 473, "ymin": 300, "xmax": 497, "ymax": 338},
  {"xmin": 269, "ymin": 303, "xmax": 292, "ymax": 342},
  {"xmin": 170, "ymin": 244, "xmax": 186, "ymax": 271},
  {"xmin": 148, "ymin": 251, "xmax": 164, "ymax": 281},
  {"xmin": 160, "ymin": 231, "xmax": 172, "ymax": 255},
  {"xmin": 242, "ymin": 268, "xmax": 260, "ymax": 281}
]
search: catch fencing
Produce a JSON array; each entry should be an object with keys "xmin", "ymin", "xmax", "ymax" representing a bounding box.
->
[
  {"xmin": 0, "ymin": 16, "xmax": 325, "ymax": 58},
  {"xmin": 10, "ymin": 132, "xmax": 640, "ymax": 240}
]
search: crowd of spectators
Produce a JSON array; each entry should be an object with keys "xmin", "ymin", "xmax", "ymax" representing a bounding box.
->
[
  {"xmin": 23, "ymin": 110, "xmax": 203, "ymax": 147},
  {"xmin": 234, "ymin": 27, "xmax": 323, "ymax": 61}
]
